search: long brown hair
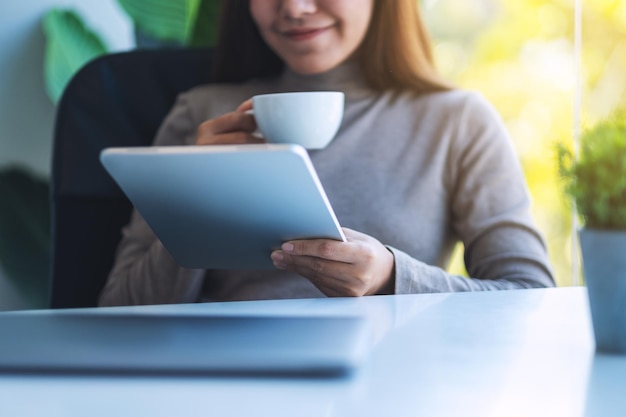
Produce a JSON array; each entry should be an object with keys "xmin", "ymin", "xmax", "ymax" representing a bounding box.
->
[{"xmin": 213, "ymin": 0, "xmax": 451, "ymax": 94}]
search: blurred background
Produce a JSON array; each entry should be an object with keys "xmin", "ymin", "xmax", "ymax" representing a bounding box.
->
[{"xmin": 0, "ymin": 0, "xmax": 624, "ymax": 310}]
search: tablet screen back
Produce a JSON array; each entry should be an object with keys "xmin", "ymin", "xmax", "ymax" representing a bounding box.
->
[{"xmin": 100, "ymin": 144, "xmax": 345, "ymax": 269}]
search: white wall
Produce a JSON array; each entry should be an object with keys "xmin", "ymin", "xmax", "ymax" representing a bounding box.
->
[
  {"xmin": 0, "ymin": 1, "xmax": 134, "ymax": 310},
  {"xmin": 0, "ymin": 0, "xmax": 134, "ymax": 176}
]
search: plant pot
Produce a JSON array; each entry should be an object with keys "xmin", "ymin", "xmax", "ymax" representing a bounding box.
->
[{"xmin": 579, "ymin": 228, "xmax": 626, "ymax": 354}]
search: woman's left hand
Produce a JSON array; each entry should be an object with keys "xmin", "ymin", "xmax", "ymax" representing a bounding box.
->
[{"xmin": 271, "ymin": 228, "xmax": 395, "ymax": 297}]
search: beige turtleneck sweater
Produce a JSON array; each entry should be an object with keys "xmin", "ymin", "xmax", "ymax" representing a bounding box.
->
[{"xmin": 99, "ymin": 63, "xmax": 554, "ymax": 306}]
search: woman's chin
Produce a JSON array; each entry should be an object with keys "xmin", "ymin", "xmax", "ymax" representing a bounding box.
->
[{"xmin": 286, "ymin": 57, "xmax": 345, "ymax": 76}]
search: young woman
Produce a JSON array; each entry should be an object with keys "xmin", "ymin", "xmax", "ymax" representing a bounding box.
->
[{"xmin": 99, "ymin": 0, "xmax": 554, "ymax": 306}]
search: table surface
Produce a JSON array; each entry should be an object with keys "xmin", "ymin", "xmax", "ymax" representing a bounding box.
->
[{"xmin": 0, "ymin": 287, "xmax": 624, "ymax": 417}]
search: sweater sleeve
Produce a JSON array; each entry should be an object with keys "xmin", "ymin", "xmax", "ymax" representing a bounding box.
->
[
  {"xmin": 98, "ymin": 93, "xmax": 206, "ymax": 306},
  {"xmin": 390, "ymin": 92, "xmax": 554, "ymax": 293}
]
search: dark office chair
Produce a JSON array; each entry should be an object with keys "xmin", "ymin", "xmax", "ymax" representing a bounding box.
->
[{"xmin": 50, "ymin": 48, "xmax": 214, "ymax": 308}]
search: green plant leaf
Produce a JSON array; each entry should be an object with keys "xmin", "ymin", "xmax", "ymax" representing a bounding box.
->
[
  {"xmin": 556, "ymin": 107, "xmax": 626, "ymax": 230},
  {"xmin": 42, "ymin": 9, "xmax": 108, "ymax": 104},
  {"xmin": 189, "ymin": 0, "xmax": 222, "ymax": 47},
  {"xmin": 117, "ymin": 0, "xmax": 202, "ymax": 45},
  {"xmin": 0, "ymin": 167, "xmax": 50, "ymax": 308}
]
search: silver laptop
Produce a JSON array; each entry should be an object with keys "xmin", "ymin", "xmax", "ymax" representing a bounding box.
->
[
  {"xmin": 0, "ymin": 312, "xmax": 370, "ymax": 375},
  {"xmin": 100, "ymin": 144, "xmax": 345, "ymax": 269}
]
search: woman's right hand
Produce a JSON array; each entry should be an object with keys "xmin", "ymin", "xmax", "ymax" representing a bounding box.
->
[{"xmin": 196, "ymin": 99, "xmax": 265, "ymax": 145}]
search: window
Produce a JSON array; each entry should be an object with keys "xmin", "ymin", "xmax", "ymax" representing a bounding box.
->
[{"xmin": 424, "ymin": 0, "xmax": 626, "ymax": 285}]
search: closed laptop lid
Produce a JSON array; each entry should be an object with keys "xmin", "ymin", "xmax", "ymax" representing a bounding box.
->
[{"xmin": 0, "ymin": 313, "xmax": 370, "ymax": 376}]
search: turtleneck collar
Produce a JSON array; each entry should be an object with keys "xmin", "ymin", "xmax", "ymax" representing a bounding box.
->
[{"xmin": 273, "ymin": 60, "xmax": 376, "ymax": 102}]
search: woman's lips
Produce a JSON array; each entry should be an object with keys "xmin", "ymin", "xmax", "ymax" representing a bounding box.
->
[{"xmin": 282, "ymin": 26, "xmax": 331, "ymax": 42}]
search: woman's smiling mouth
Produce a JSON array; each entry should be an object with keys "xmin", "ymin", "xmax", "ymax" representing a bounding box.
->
[{"xmin": 281, "ymin": 26, "xmax": 333, "ymax": 42}]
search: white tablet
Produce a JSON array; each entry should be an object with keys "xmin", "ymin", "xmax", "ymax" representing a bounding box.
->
[{"xmin": 100, "ymin": 144, "xmax": 345, "ymax": 269}]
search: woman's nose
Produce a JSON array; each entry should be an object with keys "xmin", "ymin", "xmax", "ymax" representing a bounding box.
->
[{"xmin": 280, "ymin": 0, "xmax": 317, "ymax": 20}]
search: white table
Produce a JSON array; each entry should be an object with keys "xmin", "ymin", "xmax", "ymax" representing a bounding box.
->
[{"xmin": 0, "ymin": 287, "xmax": 624, "ymax": 417}]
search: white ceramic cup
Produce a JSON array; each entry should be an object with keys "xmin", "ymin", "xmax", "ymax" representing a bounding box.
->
[{"xmin": 251, "ymin": 91, "xmax": 344, "ymax": 150}]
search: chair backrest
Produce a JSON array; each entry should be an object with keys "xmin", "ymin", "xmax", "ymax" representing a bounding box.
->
[{"xmin": 50, "ymin": 48, "xmax": 213, "ymax": 308}]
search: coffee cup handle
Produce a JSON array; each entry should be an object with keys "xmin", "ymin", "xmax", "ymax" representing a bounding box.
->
[{"xmin": 244, "ymin": 109, "xmax": 264, "ymax": 139}]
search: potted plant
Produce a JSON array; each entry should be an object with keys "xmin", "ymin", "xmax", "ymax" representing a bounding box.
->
[{"xmin": 557, "ymin": 106, "xmax": 626, "ymax": 354}]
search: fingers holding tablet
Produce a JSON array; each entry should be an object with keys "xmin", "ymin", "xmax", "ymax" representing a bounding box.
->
[{"xmin": 271, "ymin": 228, "xmax": 396, "ymax": 297}]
